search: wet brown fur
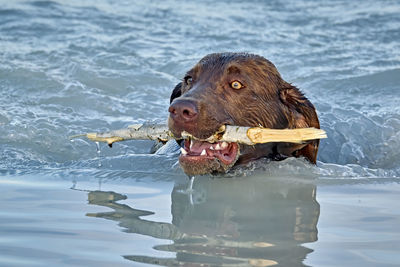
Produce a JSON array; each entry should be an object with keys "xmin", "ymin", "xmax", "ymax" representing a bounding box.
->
[{"xmin": 168, "ymin": 53, "xmax": 320, "ymax": 174}]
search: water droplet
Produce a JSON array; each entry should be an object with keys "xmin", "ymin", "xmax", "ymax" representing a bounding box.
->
[
  {"xmin": 95, "ymin": 142, "xmax": 102, "ymax": 167},
  {"xmin": 189, "ymin": 176, "xmax": 195, "ymax": 190},
  {"xmin": 95, "ymin": 142, "xmax": 101, "ymax": 154}
]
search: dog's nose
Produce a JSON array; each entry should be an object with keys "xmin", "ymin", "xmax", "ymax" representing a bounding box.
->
[{"xmin": 169, "ymin": 99, "xmax": 198, "ymax": 122}]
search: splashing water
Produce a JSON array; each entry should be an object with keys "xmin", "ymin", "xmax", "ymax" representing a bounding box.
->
[{"xmin": 0, "ymin": 0, "xmax": 399, "ymax": 178}]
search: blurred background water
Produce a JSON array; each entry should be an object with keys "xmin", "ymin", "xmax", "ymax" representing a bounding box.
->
[{"xmin": 0, "ymin": 0, "xmax": 399, "ymax": 266}]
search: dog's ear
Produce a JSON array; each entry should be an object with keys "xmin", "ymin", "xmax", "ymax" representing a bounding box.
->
[
  {"xmin": 279, "ymin": 84, "xmax": 320, "ymax": 163},
  {"xmin": 279, "ymin": 84, "xmax": 319, "ymax": 128},
  {"xmin": 170, "ymin": 82, "xmax": 182, "ymax": 103}
]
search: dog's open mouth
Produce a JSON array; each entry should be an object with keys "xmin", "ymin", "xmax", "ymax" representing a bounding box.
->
[
  {"xmin": 180, "ymin": 139, "xmax": 239, "ymax": 166},
  {"xmin": 176, "ymin": 126, "xmax": 240, "ymax": 175}
]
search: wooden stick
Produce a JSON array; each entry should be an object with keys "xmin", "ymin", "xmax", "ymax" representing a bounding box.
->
[
  {"xmin": 221, "ymin": 126, "xmax": 327, "ymax": 145},
  {"xmin": 70, "ymin": 124, "xmax": 327, "ymax": 146},
  {"xmin": 70, "ymin": 124, "xmax": 172, "ymax": 146}
]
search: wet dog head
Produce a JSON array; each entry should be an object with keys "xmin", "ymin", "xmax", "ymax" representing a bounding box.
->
[{"xmin": 168, "ymin": 53, "xmax": 320, "ymax": 176}]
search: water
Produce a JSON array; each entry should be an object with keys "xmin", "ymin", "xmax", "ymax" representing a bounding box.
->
[{"xmin": 0, "ymin": 0, "xmax": 399, "ymax": 266}]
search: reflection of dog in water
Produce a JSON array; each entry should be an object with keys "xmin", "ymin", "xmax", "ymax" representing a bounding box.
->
[{"xmin": 86, "ymin": 177, "xmax": 320, "ymax": 266}]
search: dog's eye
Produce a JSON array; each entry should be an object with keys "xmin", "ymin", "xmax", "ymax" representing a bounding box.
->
[
  {"xmin": 230, "ymin": 81, "xmax": 243, "ymax": 90},
  {"xmin": 184, "ymin": 76, "xmax": 193, "ymax": 85}
]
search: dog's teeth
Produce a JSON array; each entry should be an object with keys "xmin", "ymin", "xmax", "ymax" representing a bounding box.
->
[
  {"xmin": 190, "ymin": 139, "xmax": 193, "ymax": 150},
  {"xmin": 209, "ymin": 146, "xmax": 214, "ymax": 150},
  {"xmin": 221, "ymin": 141, "xmax": 228, "ymax": 149},
  {"xmin": 215, "ymin": 144, "xmax": 221, "ymax": 150},
  {"xmin": 180, "ymin": 148, "xmax": 187, "ymax": 155},
  {"xmin": 201, "ymin": 149, "xmax": 207, "ymax": 156}
]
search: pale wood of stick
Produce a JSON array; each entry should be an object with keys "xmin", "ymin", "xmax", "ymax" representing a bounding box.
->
[
  {"xmin": 247, "ymin": 127, "xmax": 327, "ymax": 145},
  {"xmin": 71, "ymin": 124, "xmax": 327, "ymax": 146}
]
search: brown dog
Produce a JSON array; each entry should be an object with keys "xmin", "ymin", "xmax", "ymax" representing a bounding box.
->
[{"xmin": 168, "ymin": 53, "xmax": 320, "ymax": 175}]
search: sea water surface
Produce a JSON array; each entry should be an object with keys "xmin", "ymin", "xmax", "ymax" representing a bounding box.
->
[{"xmin": 1, "ymin": 0, "xmax": 400, "ymax": 266}]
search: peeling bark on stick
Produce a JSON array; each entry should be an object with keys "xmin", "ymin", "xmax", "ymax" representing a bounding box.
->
[
  {"xmin": 70, "ymin": 124, "xmax": 172, "ymax": 146},
  {"xmin": 70, "ymin": 124, "xmax": 327, "ymax": 146}
]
